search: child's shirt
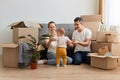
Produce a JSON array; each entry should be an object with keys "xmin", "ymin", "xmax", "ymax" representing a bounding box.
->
[{"xmin": 56, "ymin": 36, "xmax": 70, "ymax": 48}]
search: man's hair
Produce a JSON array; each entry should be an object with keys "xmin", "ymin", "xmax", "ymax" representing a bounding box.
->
[
  {"xmin": 48, "ymin": 21, "xmax": 56, "ymax": 27},
  {"xmin": 74, "ymin": 17, "xmax": 83, "ymax": 24}
]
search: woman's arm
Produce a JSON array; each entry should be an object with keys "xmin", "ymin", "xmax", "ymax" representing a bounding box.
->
[
  {"xmin": 45, "ymin": 38, "xmax": 56, "ymax": 48},
  {"xmin": 45, "ymin": 40, "xmax": 51, "ymax": 48}
]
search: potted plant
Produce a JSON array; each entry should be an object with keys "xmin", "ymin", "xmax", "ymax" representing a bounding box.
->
[{"xmin": 18, "ymin": 34, "xmax": 52, "ymax": 69}]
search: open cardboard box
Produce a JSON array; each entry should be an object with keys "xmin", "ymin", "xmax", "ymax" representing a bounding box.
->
[
  {"xmin": 91, "ymin": 42, "xmax": 120, "ymax": 65},
  {"xmin": 13, "ymin": 27, "xmax": 39, "ymax": 43},
  {"xmin": 89, "ymin": 53, "xmax": 118, "ymax": 69}
]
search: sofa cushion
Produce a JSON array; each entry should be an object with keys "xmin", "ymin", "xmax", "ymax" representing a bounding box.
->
[{"xmin": 39, "ymin": 24, "xmax": 75, "ymax": 39}]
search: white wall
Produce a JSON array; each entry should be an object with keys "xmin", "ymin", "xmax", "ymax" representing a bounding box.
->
[{"xmin": 0, "ymin": 0, "xmax": 99, "ymax": 55}]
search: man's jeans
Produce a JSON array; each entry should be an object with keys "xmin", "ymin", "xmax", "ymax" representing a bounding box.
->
[{"xmin": 72, "ymin": 51, "xmax": 90, "ymax": 65}]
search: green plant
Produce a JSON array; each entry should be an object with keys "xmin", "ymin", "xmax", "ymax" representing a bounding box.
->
[{"xmin": 18, "ymin": 33, "xmax": 52, "ymax": 63}]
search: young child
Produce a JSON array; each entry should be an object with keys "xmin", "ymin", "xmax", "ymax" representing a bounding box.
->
[{"xmin": 54, "ymin": 28, "xmax": 73, "ymax": 67}]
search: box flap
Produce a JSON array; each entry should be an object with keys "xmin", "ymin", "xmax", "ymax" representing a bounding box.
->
[
  {"xmin": 34, "ymin": 23, "xmax": 42, "ymax": 29},
  {"xmin": 89, "ymin": 53, "xmax": 118, "ymax": 58},
  {"xmin": 1, "ymin": 43, "xmax": 18, "ymax": 48},
  {"xmin": 9, "ymin": 21, "xmax": 27, "ymax": 29}
]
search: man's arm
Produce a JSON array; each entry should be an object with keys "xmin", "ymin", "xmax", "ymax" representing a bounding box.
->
[{"xmin": 72, "ymin": 38, "xmax": 91, "ymax": 47}]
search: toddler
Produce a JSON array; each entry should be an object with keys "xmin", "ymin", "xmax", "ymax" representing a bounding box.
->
[{"xmin": 54, "ymin": 28, "xmax": 73, "ymax": 67}]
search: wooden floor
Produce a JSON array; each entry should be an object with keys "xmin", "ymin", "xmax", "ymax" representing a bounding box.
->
[{"xmin": 0, "ymin": 56, "xmax": 120, "ymax": 80}]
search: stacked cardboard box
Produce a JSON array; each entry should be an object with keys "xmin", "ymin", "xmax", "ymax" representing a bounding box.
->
[
  {"xmin": 1, "ymin": 22, "xmax": 41, "ymax": 67},
  {"xmin": 94, "ymin": 25, "xmax": 120, "ymax": 67},
  {"xmin": 96, "ymin": 31, "xmax": 120, "ymax": 42},
  {"xmin": 81, "ymin": 15, "xmax": 119, "ymax": 69},
  {"xmin": 81, "ymin": 15, "xmax": 102, "ymax": 22},
  {"xmin": 81, "ymin": 15, "xmax": 102, "ymax": 41}
]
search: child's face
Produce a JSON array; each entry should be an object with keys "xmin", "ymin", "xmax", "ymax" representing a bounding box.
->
[{"xmin": 57, "ymin": 31, "xmax": 63, "ymax": 36}]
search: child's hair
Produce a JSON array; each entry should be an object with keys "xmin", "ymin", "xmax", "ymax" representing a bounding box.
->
[{"xmin": 57, "ymin": 28, "xmax": 65, "ymax": 35}]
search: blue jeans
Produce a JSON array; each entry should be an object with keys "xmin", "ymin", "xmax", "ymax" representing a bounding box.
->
[
  {"xmin": 72, "ymin": 51, "xmax": 90, "ymax": 65},
  {"xmin": 47, "ymin": 51, "xmax": 73, "ymax": 65}
]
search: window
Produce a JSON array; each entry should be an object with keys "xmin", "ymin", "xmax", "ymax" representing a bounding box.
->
[{"xmin": 106, "ymin": 0, "xmax": 120, "ymax": 25}]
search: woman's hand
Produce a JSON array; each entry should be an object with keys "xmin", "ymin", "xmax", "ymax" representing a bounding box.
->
[
  {"xmin": 49, "ymin": 37, "xmax": 56, "ymax": 42},
  {"xmin": 46, "ymin": 37, "xmax": 56, "ymax": 48}
]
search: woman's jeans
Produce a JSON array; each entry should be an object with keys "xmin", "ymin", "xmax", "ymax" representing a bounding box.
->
[
  {"xmin": 72, "ymin": 51, "xmax": 90, "ymax": 65},
  {"xmin": 47, "ymin": 51, "xmax": 73, "ymax": 65}
]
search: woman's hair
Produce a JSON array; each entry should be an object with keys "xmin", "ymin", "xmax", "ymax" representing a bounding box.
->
[
  {"xmin": 48, "ymin": 21, "xmax": 56, "ymax": 28},
  {"xmin": 57, "ymin": 28, "xmax": 65, "ymax": 35}
]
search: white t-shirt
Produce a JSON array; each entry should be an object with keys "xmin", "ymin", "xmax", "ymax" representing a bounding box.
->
[
  {"xmin": 56, "ymin": 36, "xmax": 70, "ymax": 48},
  {"xmin": 72, "ymin": 27, "xmax": 92, "ymax": 52},
  {"xmin": 47, "ymin": 36, "xmax": 57, "ymax": 53}
]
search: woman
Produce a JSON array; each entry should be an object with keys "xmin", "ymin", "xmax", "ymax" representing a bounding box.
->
[{"xmin": 38, "ymin": 21, "xmax": 73, "ymax": 65}]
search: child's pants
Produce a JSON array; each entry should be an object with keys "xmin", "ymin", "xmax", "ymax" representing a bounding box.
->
[{"xmin": 56, "ymin": 47, "xmax": 67, "ymax": 65}]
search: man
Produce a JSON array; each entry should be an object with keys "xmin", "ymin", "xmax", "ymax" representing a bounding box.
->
[{"xmin": 72, "ymin": 17, "xmax": 92, "ymax": 65}]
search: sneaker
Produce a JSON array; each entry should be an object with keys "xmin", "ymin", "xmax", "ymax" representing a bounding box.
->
[
  {"xmin": 56, "ymin": 64, "xmax": 60, "ymax": 67},
  {"xmin": 37, "ymin": 60, "xmax": 44, "ymax": 64},
  {"xmin": 63, "ymin": 65, "xmax": 66, "ymax": 67}
]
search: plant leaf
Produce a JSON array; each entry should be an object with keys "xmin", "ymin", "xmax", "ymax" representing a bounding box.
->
[{"xmin": 18, "ymin": 36, "xmax": 26, "ymax": 39}]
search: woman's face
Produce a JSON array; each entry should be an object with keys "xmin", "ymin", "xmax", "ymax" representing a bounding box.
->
[{"xmin": 48, "ymin": 23, "xmax": 56, "ymax": 32}]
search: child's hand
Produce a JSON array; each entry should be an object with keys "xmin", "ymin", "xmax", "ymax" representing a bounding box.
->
[
  {"xmin": 69, "ymin": 43, "xmax": 74, "ymax": 47},
  {"xmin": 67, "ymin": 41, "xmax": 74, "ymax": 47},
  {"xmin": 72, "ymin": 40, "xmax": 79, "ymax": 44}
]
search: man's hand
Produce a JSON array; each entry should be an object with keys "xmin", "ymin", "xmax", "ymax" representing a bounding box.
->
[{"xmin": 72, "ymin": 40, "xmax": 79, "ymax": 45}]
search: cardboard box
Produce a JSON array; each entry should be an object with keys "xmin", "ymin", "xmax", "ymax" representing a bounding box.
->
[
  {"xmin": 90, "ymin": 53, "xmax": 118, "ymax": 69},
  {"xmin": 91, "ymin": 42, "xmax": 120, "ymax": 65},
  {"xmin": 96, "ymin": 31, "xmax": 118, "ymax": 42},
  {"xmin": 106, "ymin": 33, "xmax": 120, "ymax": 43},
  {"xmin": 80, "ymin": 15, "xmax": 102, "ymax": 41},
  {"xmin": 118, "ymin": 58, "xmax": 120, "ymax": 65},
  {"xmin": 2, "ymin": 43, "xmax": 18, "ymax": 67},
  {"xmin": 83, "ymin": 22, "xmax": 101, "ymax": 40},
  {"xmin": 13, "ymin": 27, "xmax": 39, "ymax": 43},
  {"xmin": 91, "ymin": 42, "xmax": 120, "ymax": 56},
  {"xmin": 81, "ymin": 15, "xmax": 102, "ymax": 22}
]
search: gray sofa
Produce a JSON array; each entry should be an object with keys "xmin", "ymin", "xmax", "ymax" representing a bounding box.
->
[{"xmin": 39, "ymin": 23, "xmax": 75, "ymax": 59}]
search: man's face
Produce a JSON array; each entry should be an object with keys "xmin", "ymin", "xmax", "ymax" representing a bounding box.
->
[{"xmin": 74, "ymin": 21, "xmax": 83, "ymax": 31}]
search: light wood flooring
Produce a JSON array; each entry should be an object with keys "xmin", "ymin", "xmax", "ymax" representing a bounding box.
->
[{"xmin": 0, "ymin": 56, "xmax": 120, "ymax": 80}]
